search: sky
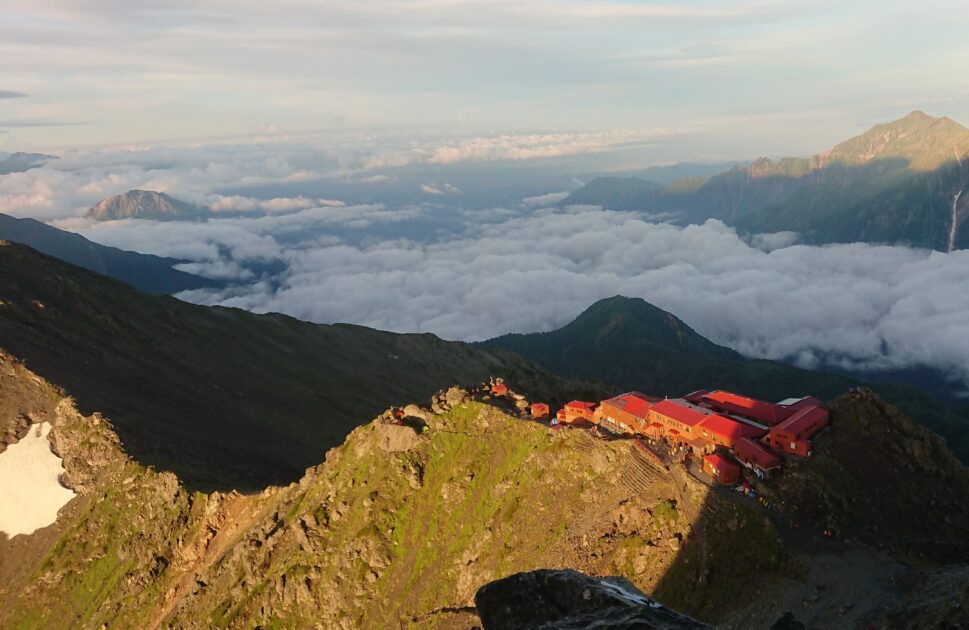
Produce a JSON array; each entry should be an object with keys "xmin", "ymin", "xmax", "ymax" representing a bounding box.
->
[{"xmin": 3, "ymin": 0, "xmax": 969, "ymax": 156}]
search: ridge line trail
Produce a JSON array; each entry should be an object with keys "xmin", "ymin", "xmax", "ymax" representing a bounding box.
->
[{"xmin": 146, "ymin": 493, "xmax": 257, "ymax": 630}]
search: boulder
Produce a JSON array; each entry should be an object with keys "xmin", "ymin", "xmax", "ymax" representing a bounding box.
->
[
  {"xmin": 474, "ymin": 569, "xmax": 715, "ymax": 629},
  {"xmin": 374, "ymin": 423, "xmax": 421, "ymax": 453},
  {"xmin": 445, "ymin": 386, "xmax": 471, "ymax": 408},
  {"xmin": 402, "ymin": 404, "xmax": 431, "ymax": 421}
]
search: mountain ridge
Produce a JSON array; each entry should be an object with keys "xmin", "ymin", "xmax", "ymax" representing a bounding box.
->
[
  {"xmin": 2, "ymin": 357, "xmax": 968, "ymax": 628},
  {"xmin": 0, "ymin": 213, "xmax": 218, "ymax": 294},
  {"xmin": 561, "ymin": 112, "xmax": 969, "ymax": 251},
  {"xmin": 0, "ymin": 241, "xmax": 595, "ymax": 490}
]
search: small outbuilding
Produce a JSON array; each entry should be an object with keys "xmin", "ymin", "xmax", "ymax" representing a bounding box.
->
[
  {"xmin": 702, "ymin": 453, "xmax": 742, "ymax": 485},
  {"xmin": 560, "ymin": 400, "xmax": 598, "ymax": 425},
  {"xmin": 765, "ymin": 404, "xmax": 830, "ymax": 457},
  {"xmin": 530, "ymin": 403, "xmax": 550, "ymax": 419},
  {"xmin": 733, "ymin": 437, "xmax": 782, "ymax": 478},
  {"xmin": 491, "ymin": 382, "xmax": 510, "ymax": 397}
]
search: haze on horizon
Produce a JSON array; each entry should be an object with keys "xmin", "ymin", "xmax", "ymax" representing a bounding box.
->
[{"xmin": 3, "ymin": 0, "xmax": 969, "ymax": 160}]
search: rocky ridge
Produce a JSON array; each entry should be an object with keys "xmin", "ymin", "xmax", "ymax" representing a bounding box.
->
[
  {"xmin": 2, "ymin": 356, "xmax": 968, "ymax": 628},
  {"xmin": 0, "ymin": 359, "xmax": 784, "ymax": 629}
]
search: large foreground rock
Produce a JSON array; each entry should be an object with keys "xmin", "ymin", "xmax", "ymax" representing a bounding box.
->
[{"xmin": 474, "ymin": 569, "xmax": 714, "ymax": 629}]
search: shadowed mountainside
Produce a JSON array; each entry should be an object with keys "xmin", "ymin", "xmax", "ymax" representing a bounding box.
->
[
  {"xmin": 0, "ymin": 152, "xmax": 56, "ymax": 174},
  {"xmin": 0, "ymin": 213, "xmax": 218, "ymax": 295},
  {"xmin": 0, "ymin": 242, "xmax": 588, "ymax": 490}
]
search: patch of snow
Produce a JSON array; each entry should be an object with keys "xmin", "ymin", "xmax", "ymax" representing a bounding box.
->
[{"xmin": 0, "ymin": 422, "xmax": 76, "ymax": 537}]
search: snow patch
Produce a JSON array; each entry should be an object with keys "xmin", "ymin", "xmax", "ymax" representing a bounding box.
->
[{"xmin": 0, "ymin": 422, "xmax": 76, "ymax": 537}]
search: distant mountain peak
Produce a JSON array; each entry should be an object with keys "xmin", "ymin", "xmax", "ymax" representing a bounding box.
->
[
  {"xmin": 85, "ymin": 189, "xmax": 203, "ymax": 221},
  {"xmin": 0, "ymin": 151, "xmax": 55, "ymax": 175},
  {"xmin": 825, "ymin": 111, "xmax": 969, "ymax": 171}
]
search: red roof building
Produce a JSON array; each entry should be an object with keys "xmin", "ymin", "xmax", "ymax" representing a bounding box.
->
[
  {"xmin": 765, "ymin": 404, "xmax": 829, "ymax": 457},
  {"xmin": 561, "ymin": 400, "xmax": 598, "ymax": 425},
  {"xmin": 598, "ymin": 391, "xmax": 657, "ymax": 434},
  {"xmin": 733, "ymin": 437, "xmax": 782, "ymax": 477},
  {"xmin": 698, "ymin": 414, "xmax": 766, "ymax": 449},
  {"xmin": 649, "ymin": 399, "xmax": 710, "ymax": 440},
  {"xmin": 702, "ymin": 453, "xmax": 742, "ymax": 485},
  {"xmin": 491, "ymin": 382, "xmax": 509, "ymax": 397},
  {"xmin": 683, "ymin": 389, "xmax": 709, "ymax": 404},
  {"xmin": 700, "ymin": 390, "xmax": 793, "ymax": 426},
  {"xmin": 529, "ymin": 403, "xmax": 550, "ymax": 419}
]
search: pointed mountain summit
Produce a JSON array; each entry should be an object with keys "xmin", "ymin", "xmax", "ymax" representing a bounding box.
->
[
  {"xmin": 824, "ymin": 110, "xmax": 969, "ymax": 171},
  {"xmin": 85, "ymin": 189, "xmax": 203, "ymax": 221},
  {"xmin": 479, "ymin": 295, "xmax": 821, "ymax": 399}
]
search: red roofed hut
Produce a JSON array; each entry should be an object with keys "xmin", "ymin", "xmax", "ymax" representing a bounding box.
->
[
  {"xmin": 765, "ymin": 404, "xmax": 829, "ymax": 457},
  {"xmin": 560, "ymin": 400, "xmax": 597, "ymax": 426},
  {"xmin": 530, "ymin": 403, "xmax": 550, "ymax": 419},
  {"xmin": 699, "ymin": 414, "xmax": 766, "ymax": 449},
  {"xmin": 490, "ymin": 382, "xmax": 509, "ymax": 397},
  {"xmin": 733, "ymin": 437, "xmax": 782, "ymax": 478},
  {"xmin": 703, "ymin": 453, "xmax": 742, "ymax": 485},
  {"xmin": 700, "ymin": 390, "xmax": 792, "ymax": 426},
  {"xmin": 598, "ymin": 391, "xmax": 657, "ymax": 434},
  {"xmin": 649, "ymin": 399, "xmax": 709, "ymax": 441}
]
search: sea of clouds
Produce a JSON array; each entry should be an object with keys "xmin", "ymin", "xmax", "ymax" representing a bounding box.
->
[{"xmin": 4, "ymin": 136, "xmax": 969, "ymax": 391}]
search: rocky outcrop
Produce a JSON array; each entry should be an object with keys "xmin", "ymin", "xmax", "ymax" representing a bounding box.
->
[
  {"xmin": 474, "ymin": 569, "xmax": 714, "ymax": 629},
  {"xmin": 374, "ymin": 422, "xmax": 422, "ymax": 453}
]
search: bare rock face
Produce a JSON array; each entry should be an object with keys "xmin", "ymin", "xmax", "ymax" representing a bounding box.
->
[
  {"xmin": 474, "ymin": 569, "xmax": 715, "ymax": 629},
  {"xmin": 374, "ymin": 422, "xmax": 421, "ymax": 453},
  {"xmin": 444, "ymin": 386, "xmax": 471, "ymax": 408}
]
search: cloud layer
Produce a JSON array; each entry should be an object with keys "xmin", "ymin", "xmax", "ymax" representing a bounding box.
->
[
  {"xmin": 70, "ymin": 204, "xmax": 969, "ymax": 391},
  {"xmin": 5, "ymin": 137, "xmax": 969, "ymax": 391}
]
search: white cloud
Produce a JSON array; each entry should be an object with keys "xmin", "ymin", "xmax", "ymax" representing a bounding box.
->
[
  {"xmin": 522, "ymin": 191, "xmax": 569, "ymax": 207},
  {"xmin": 8, "ymin": 138, "xmax": 969, "ymax": 392},
  {"xmin": 65, "ymin": 201, "xmax": 969, "ymax": 390}
]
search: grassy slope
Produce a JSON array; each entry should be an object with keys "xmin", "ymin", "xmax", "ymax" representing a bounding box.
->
[
  {"xmin": 0, "ymin": 242, "xmax": 579, "ymax": 490},
  {"xmin": 0, "ymin": 370, "xmax": 793, "ymax": 629},
  {"xmin": 5, "ymin": 358, "xmax": 968, "ymax": 629}
]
